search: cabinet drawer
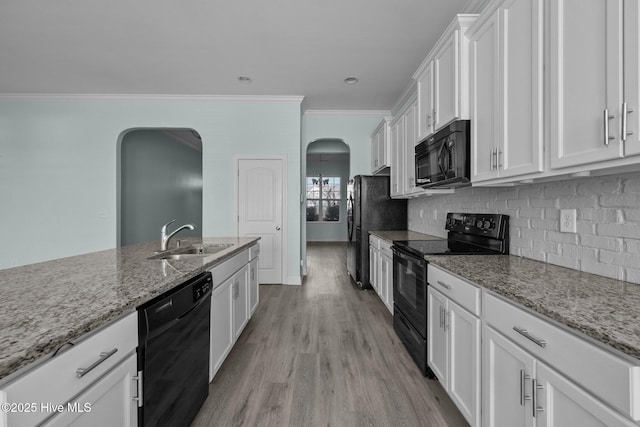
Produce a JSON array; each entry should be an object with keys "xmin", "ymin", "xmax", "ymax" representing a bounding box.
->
[
  {"xmin": 427, "ymin": 265, "xmax": 481, "ymax": 316},
  {"xmin": 209, "ymin": 249, "xmax": 248, "ymax": 288},
  {"xmin": 2, "ymin": 312, "xmax": 138, "ymax": 427},
  {"xmin": 369, "ymin": 234, "xmax": 380, "ymax": 249},
  {"xmin": 248, "ymin": 243, "xmax": 260, "ymax": 261},
  {"xmin": 379, "ymin": 239, "xmax": 393, "ymax": 258},
  {"xmin": 484, "ymin": 292, "xmax": 640, "ymax": 421}
]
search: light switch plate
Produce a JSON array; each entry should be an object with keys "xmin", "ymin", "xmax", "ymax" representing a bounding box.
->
[{"xmin": 560, "ymin": 209, "xmax": 577, "ymax": 233}]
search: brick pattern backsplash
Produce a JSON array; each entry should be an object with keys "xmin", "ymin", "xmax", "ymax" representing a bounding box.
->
[{"xmin": 408, "ymin": 171, "xmax": 640, "ymax": 284}]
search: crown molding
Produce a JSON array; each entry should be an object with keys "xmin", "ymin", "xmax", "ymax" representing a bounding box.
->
[
  {"xmin": 0, "ymin": 93, "xmax": 305, "ymax": 103},
  {"xmin": 303, "ymin": 109, "xmax": 391, "ymax": 117}
]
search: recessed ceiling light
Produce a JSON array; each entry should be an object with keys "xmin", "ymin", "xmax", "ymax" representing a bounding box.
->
[
  {"xmin": 344, "ymin": 76, "xmax": 359, "ymax": 85},
  {"xmin": 238, "ymin": 76, "xmax": 252, "ymax": 84}
]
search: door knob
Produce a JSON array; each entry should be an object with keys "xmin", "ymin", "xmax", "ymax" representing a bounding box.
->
[{"xmin": 276, "ymin": 226, "xmax": 281, "ymax": 231}]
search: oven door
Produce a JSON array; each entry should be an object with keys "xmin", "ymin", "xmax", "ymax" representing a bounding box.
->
[{"xmin": 392, "ymin": 247, "xmax": 427, "ymax": 337}]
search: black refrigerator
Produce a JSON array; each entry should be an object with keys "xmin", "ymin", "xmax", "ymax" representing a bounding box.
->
[{"xmin": 346, "ymin": 175, "xmax": 407, "ymax": 289}]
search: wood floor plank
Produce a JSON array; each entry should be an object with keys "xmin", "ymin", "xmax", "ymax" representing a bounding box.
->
[{"xmin": 191, "ymin": 242, "xmax": 469, "ymax": 427}]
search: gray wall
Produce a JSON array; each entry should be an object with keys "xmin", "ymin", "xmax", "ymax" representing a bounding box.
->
[
  {"xmin": 408, "ymin": 171, "xmax": 640, "ymax": 284},
  {"xmin": 306, "ymin": 151, "xmax": 349, "ymax": 242},
  {"xmin": 120, "ymin": 129, "xmax": 202, "ymax": 246}
]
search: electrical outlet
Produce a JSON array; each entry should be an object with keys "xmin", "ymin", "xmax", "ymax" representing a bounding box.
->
[{"xmin": 560, "ymin": 209, "xmax": 577, "ymax": 233}]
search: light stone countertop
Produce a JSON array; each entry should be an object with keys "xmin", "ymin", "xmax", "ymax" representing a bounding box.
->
[
  {"xmin": 424, "ymin": 254, "xmax": 640, "ymax": 361},
  {"xmin": 369, "ymin": 230, "xmax": 443, "ymax": 242},
  {"xmin": 0, "ymin": 236, "xmax": 259, "ymax": 383}
]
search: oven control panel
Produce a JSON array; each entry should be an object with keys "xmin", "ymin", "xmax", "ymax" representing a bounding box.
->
[{"xmin": 445, "ymin": 213, "xmax": 508, "ymax": 239}]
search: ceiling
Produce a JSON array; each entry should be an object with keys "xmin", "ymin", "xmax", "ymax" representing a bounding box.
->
[{"xmin": 0, "ymin": 0, "xmax": 477, "ymax": 111}]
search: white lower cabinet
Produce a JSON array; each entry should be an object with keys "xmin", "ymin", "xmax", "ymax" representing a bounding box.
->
[
  {"xmin": 483, "ymin": 324, "xmax": 637, "ymax": 427},
  {"xmin": 209, "ymin": 248, "xmax": 258, "ymax": 382},
  {"xmin": 232, "ymin": 265, "xmax": 249, "ymax": 340},
  {"xmin": 0, "ymin": 313, "xmax": 139, "ymax": 427},
  {"xmin": 42, "ymin": 353, "xmax": 139, "ymax": 427},
  {"xmin": 209, "ymin": 276, "xmax": 233, "ymax": 382},
  {"xmin": 249, "ymin": 257, "xmax": 259, "ymax": 315},
  {"xmin": 369, "ymin": 235, "xmax": 393, "ymax": 314},
  {"xmin": 427, "ymin": 286, "xmax": 480, "ymax": 426}
]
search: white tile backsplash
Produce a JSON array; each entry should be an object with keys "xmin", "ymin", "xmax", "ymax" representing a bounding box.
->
[{"xmin": 408, "ymin": 171, "xmax": 640, "ymax": 284}]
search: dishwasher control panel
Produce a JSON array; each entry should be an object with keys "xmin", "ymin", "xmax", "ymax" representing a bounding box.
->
[{"xmin": 193, "ymin": 275, "xmax": 212, "ymax": 302}]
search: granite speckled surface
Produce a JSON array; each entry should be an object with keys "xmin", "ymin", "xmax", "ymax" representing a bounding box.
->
[
  {"xmin": 369, "ymin": 230, "xmax": 443, "ymax": 242},
  {"xmin": 0, "ymin": 236, "xmax": 259, "ymax": 382},
  {"xmin": 424, "ymin": 255, "xmax": 640, "ymax": 361}
]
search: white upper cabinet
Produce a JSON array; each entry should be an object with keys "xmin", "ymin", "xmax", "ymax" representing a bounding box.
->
[
  {"xmin": 624, "ymin": 0, "xmax": 640, "ymax": 157},
  {"xmin": 549, "ymin": 0, "xmax": 625, "ymax": 169},
  {"xmin": 469, "ymin": 0, "xmax": 543, "ymax": 184},
  {"xmin": 390, "ymin": 116, "xmax": 404, "ymax": 197},
  {"xmin": 414, "ymin": 15, "xmax": 477, "ymax": 142},
  {"xmin": 371, "ymin": 118, "xmax": 391, "ymax": 174}
]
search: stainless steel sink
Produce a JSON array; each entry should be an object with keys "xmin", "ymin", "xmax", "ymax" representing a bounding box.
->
[
  {"xmin": 173, "ymin": 243, "xmax": 233, "ymax": 255},
  {"xmin": 149, "ymin": 243, "xmax": 234, "ymax": 260}
]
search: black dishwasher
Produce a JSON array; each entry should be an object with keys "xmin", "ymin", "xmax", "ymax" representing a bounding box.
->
[{"xmin": 138, "ymin": 271, "xmax": 213, "ymax": 427}]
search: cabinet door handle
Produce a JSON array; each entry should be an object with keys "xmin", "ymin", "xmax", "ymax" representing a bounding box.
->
[
  {"xmin": 436, "ymin": 280, "xmax": 451, "ymax": 290},
  {"xmin": 604, "ymin": 109, "xmax": 615, "ymax": 146},
  {"xmin": 520, "ymin": 370, "xmax": 532, "ymax": 406},
  {"xmin": 623, "ymin": 102, "xmax": 635, "ymax": 141},
  {"xmin": 490, "ymin": 148, "xmax": 494, "ymax": 170},
  {"xmin": 532, "ymin": 379, "xmax": 544, "ymax": 417},
  {"xmin": 497, "ymin": 149, "xmax": 503, "ymax": 168},
  {"xmin": 439, "ymin": 306, "xmax": 444, "ymax": 328},
  {"xmin": 76, "ymin": 348, "xmax": 118, "ymax": 378},
  {"xmin": 132, "ymin": 371, "xmax": 143, "ymax": 407},
  {"xmin": 433, "ymin": 109, "xmax": 437, "ymax": 127},
  {"xmin": 513, "ymin": 327, "xmax": 547, "ymax": 348}
]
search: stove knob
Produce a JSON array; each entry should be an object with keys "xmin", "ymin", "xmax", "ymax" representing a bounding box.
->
[
  {"xmin": 483, "ymin": 220, "xmax": 492, "ymax": 229},
  {"xmin": 476, "ymin": 220, "xmax": 483, "ymax": 228}
]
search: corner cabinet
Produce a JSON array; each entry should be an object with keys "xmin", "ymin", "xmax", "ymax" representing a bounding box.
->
[
  {"xmin": 414, "ymin": 15, "xmax": 477, "ymax": 141},
  {"xmin": 468, "ymin": 0, "xmax": 544, "ymax": 184}
]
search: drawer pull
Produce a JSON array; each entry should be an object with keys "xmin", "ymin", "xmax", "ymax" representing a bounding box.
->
[
  {"xmin": 513, "ymin": 327, "xmax": 547, "ymax": 348},
  {"xmin": 436, "ymin": 280, "xmax": 451, "ymax": 290},
  {"xmin": 76, "ymin": 348, "xmax": 118, "ymax": 378}
]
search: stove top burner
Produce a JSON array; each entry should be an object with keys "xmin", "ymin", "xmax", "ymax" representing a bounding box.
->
[
  {"xmin": 392, "ymin": 213, "xmax": 509, "ymax": 258},
  {"xmin": 392, "ymin": 239, "xmax": 500, "ymax": 258}
]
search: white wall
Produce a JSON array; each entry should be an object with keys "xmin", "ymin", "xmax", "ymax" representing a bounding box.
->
[
  {"xmin": 408, "ymin": 171, "xmax": 640, "ymax": 284},
  {"xmin": 0, "ymin": 96, "xmax": 302, "ymax": 283}
]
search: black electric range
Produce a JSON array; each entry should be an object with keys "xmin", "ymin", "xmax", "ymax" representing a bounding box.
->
[{"xmin": 391, "ymin": 212, "xmax": 509, "ymax": 377}]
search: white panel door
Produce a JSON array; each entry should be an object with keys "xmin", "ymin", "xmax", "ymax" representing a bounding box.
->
[
  {"xmin": 434, "ymin": 31, "xmax": 459, "ymax": 130},
  {"xmin": 536, "ymin": 362, "xmax": 637, "ymax": 427},
  {"xmin": 483, "ymin": 324, "xmax": 535, "ymax": 427},
  {"xmin": 427, "ymin": 287, "xmax": 448, "ymax": 386},
  {"xmin": 418, "ymin": 62, "xmax": 434, "ymax": 140},
  {"xmin": 448, "ymin": 300, "xmax": 480, "ymax": 427},
  {"xmin": 238, "ymin": 158, "xmax": 283, "ymax": 284},
  {"xmin": 549, "ymin": 0, "xmax": 624, "ymax": 168},
  {"xmin": 501, "ymin": 0, "xmax": 544, "ymax": 178},
  {"xmin": 624, "ymin": 0, "xmax": 640, "ymax": 156},
  {"xmin": 470, "ymin": 11, "xmax": 500, "ymax": 182}
]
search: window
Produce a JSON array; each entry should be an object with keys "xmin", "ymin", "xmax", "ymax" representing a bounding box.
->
[{"xmin": 306, "ymin": 175, "xmax": 341, "ymax": 222}]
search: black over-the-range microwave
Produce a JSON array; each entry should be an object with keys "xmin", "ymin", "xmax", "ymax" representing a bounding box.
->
[{"xmin": 415, "ymin": 120, "xmax": 471, "ymax": 189}]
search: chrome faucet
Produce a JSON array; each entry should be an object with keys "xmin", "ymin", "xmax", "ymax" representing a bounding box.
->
[{"xmin": 160, "ymin": 219, "xmax": 196, "ymax": 251}]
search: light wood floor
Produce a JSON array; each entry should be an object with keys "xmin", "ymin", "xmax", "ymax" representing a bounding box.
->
[{"xmin": 192, "ymin": 242, "xmax": 469, "ymax": 427}]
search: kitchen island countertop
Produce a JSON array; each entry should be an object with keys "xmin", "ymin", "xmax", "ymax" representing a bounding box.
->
[
  {"xmin": 0, "ymin": 237, "xmax": 259, "ymax": 383},
  {"xmin": 424, "ymin": 254, "xmax": 640, "ymax": 361}
]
